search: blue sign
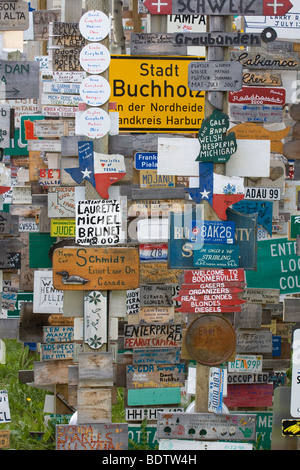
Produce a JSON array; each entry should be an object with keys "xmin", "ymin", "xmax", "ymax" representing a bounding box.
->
[
  {"xmin": 134, "ymin": 152, "xmax": 157, "ymax": 170},
  {"xmin": 190, "ymin": 220, "xmax": 235, "ymax": 245},
  {"xmin": 232, "ymin": 200, "xmax": 272, "ymax": 235},
  {"xmin": 193, "ymin": 244, "xmax": 240, "ymax": 268}
]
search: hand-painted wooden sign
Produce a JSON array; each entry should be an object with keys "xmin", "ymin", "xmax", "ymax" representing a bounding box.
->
[
  {"xmin": 185, "ymin": 315, "xmax": 236, "ymax": 365},
  {"xmin": 177, "ymin": 301, "xmax": 242, "ymax": 314},
  {"xmin": 0, "ymin": 0, "xmax": 29, "ymax": 31},
  {"xmin": 126, "ymin": 363, "xmax": 185, "ymax": 389},
  {"xmin": 76, "ymin": 199, "xmax": 122, "ymax": 246},
  {"xmin": 173, "ymin": 31, "xmax": 266, "ymax": 47},
  {"xmin": 242, "ymin": 288, "xmax": 280, "ymax": 304},
  {"xmin": 157, "ymin": 412, "xmax": 256, "ymax": 441},
  {"xmin": 83, "ymin": 291, "xmax": 107, "ymax": 350},
  {"xmin": 33, "ymin": 271, "xmax": 63, "ymax": 314},
  {"xmin": 48, "ymin": 187, "xmax": 76, "ymax": 218},
  {"xmin": 230, "ymin": 122, "xmax": 290, "ymax": 154},
  {"xmin": 145, "ymin": 0, "xmax": 293, "ymax": 16},
  {"xmin": 230, "ymin": 104, "xmax": 283, "ymax": 123},
  {"xmin": 140, "ymin": 284, "xmax": 173, "ymax": 307},
  {"xmin": 65, "ymin": 142, "xmax": 126, "ymax": 199},
  {"xmin": 131, "ymin": 33, "xmax": 187, "ymax": 55},
  {"xmin": 190, "ymin": 220, "xmax": 235, "ymax": 245},
  {"xmin": 177, "ymin": 286, "xmax": 244, "ymax": 297},
  {"xmin": 134, "ymin": 152, "xmax": 157, "ymax": 170},
  {"xmin": 196, "ymin": 109, "xmax": 237, "ymax": 163},
  {"xmin": 229, "ymin": 86, "xmax": 286, "ymax": 106},
  {"xmin": 244, "ymin": 187, "xmax": 280, "ymax": 201},
  {"xmin": 231, "ymin": 51, "xmax": 300, "ymax": 71},
  {"xmin": 232, "ymin": 200, "xmax": 273, "ymax": 235},
  {"xmin": 132, "ymin": 347, "xmax": 181, "ymax": 365},
  {"xmin": 242, "ymin": 71, "xmax": 282, "ymax": 87},
  {"xmin": 224, "ymin": 384, "xmax": 273, "ymax": 408},
  {"xmin": 236, "ymin": 330, "xmax": 273, "ymax": 353},
  {"xmin": 53, "ymin": 247, "xmax": 139, "ymax": 291},
  {"xmin": 124, "ymin": 323, "xmax": 182, "ymax": 348},
  {"xmin": 184, "ymin": 268, "xmax": 245, "ymax": 284},
  {"xmin": 127, "ymin": 387, "xmax": 181, "ymax": 406},
  {"xmin": 41, "ymin": 342, "xmax": 74, "ymax": 361},
  {"xmin": 39, "ymin": 169, "xmax": 60, "ymax": 187},
  {"xmin": 56, "ymin": 424, "xmax": 128, "ymax": 450},
  {"xmin": 193, "ymin": 244, "xmax": 240, "ymax": 268},
  {"xmin": 129, "ymin": 306, "xmax": 174, "ymax": 324},
  {"xmin": 140, "ymin": 170, "xmax": 175, "ymax": 188},
  {"xmin": 43, "ymin": 326, "xmax": 74, "ymax": 343},
  {"xmin": 188, "ymin": 61, "xmax": 243, "ymax": 91},
  {"xmin": 0, "ymin": 60, "xmax": 40, "ymax": 99}
]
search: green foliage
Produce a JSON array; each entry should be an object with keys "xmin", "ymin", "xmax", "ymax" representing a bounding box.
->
[
  {"xmin": 128, "ymin": 418, "xmax": 158, "ymax": 450},
  {"xmin": 0, "ymin": 340, "xmax": 55, "ymax": 450}
]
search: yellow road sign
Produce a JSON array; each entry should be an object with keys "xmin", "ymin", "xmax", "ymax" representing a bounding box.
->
[{"xmin": 109, "ymin": 55, "xmax": 205, "ymax": 133}]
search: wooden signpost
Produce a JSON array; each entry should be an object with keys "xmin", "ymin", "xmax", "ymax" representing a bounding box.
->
[
  {"xmin": 56, "ymin": 423, "xmax": 128, "ymax": 450},
  {"xmin": 52, "ymin": 247, "xmax": 139, "ymax": 291}
]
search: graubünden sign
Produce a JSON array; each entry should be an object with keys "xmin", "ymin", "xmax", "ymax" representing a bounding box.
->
[
  {"xmin": 109, "ymin": 55, "xmax": 205, "ymax": 132},
  {"xmin": 52, "ymin": 247, "xmax": 139, "ymax": 290}
]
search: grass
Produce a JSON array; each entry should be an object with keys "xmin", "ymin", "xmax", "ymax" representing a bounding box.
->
[
  {"xmin": 0, "ymin": 339, "xmax": 128, "ymax": 450},
  {"xmin": 0, "ymin": 339, "xmax": 56, "ymax": 450}
]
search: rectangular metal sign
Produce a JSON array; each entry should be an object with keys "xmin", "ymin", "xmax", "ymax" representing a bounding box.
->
[
  {"xmin": 188, "ymin": 61, "xmax": 243, "ymax": 91},
  {"xmin": 109, "ymin": 55, "xmax": 205, "ymax": 133},
  {"xmin": 190, "ymin": 220, "xmax": 235, "ymax": 245},
  {"xmin": 157, "ymin": 412, "xmax": 256, "ymax": 441}
]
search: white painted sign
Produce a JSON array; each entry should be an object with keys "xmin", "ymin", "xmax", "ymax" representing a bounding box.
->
[
  {"xmin": 33, "ymin": 270, "xmax": 63, "ymax": 314},
  {"xmin": 208, "ymin": 367, "xmax": 227, "ymax": 415},
  {"xmin": 48, "ymin": 187, "xmax": 76, "ymax": 217},
  {"xmin": 80, "ymin": 75, "xmax": 111, "ymax": 107},
  {"xmin": 76, "ymin": 199, "xmax": 123, "ymax": 246},
  {"xmin": 79, "ymin": 10, "xmax": 110, "ymax": 41},
  {"xmin": 79, "ymin": 43, "xmax": 110, "ymax": 74},
  {"xmin": 291, "ymin": 329, "xmax": 300, "ymax": 417},
  {"xmin": 245, "ymin": 5, "xmax": 300, "ymax": 40},
  {"xmin": 78, "ymin": 107, "xmax": 111, "ymax": 139},
  {"xmin": 225, "ymin": 139, "xmax": 270, "ymax": 178},
  {"xmin": 84, "ymin": 291, "xmax": 107, "ymax": 349},
  {"xmin": 157, "ymin": 138, "xmax": 200, "ymax": 176},
  {"xmin": 0, "ymin": 390, "xmax": 10, "ymax": 423}
]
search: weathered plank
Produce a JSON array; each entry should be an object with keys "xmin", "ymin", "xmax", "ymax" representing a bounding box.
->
[
  {"xmin": 33, "ymin": 359, "xmax": 73, "ymax": 385},
  {"xmin": 126, "ymin": 363, "xmax": 185, "ymax": 389},
  {"xmin": 78, "ymin": 352, "xmax": 114, "ymax": 388}
]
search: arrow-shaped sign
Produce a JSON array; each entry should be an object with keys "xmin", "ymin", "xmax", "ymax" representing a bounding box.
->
[{"xmin": 145, "ymin": 0, "xmax": 293, "ymax": 16}]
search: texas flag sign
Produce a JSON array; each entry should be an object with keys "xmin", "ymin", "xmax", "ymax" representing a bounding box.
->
[
  {"xmin": 65, "ymin": 141, "xmax": 126, "ymax": 199},
  {"xmin": 185, "ymin": 163, "xmax": 245, "ymax": 220}
]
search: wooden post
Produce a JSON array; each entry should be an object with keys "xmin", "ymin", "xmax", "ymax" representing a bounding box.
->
[
  {"xmin": 194, "ymin": 15, "xmax": 233, "ymax": 414},
  {"xmin": 61, "ymin": 0, "xmax": 83, "ymax": 23}
]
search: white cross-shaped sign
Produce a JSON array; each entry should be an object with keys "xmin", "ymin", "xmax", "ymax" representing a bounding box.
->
[
  {"xmin": 266, "ymin": 0, "xmax": 285, "ymax": 14},
  {"xmin": 151, "ymin": 0, "xmax": 169, "ymax": 13}
]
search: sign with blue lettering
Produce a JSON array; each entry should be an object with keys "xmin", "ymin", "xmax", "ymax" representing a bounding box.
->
[
  {"xmin": 134, "ymin": 152, "xmax": 157, "ymax": 170},
  {"xmin": 190, "ymin": 220, "xmax": 235, "ymax": 245},
  {"xmin": 193, "ymin": 244, "xmax": 240, "ymax": 268}
]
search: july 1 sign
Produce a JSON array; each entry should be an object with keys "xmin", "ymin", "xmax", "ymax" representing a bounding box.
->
[{"xmin": 246, "ymin": 237, "xmax": 300, "ymax": 295}]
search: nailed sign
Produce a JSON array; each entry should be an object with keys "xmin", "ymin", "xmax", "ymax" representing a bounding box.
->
[
  {"xmin": 188, "ymin": 61, "xmax": 243, "ymax": 91},
  {"xmin": 0, "ymin": 1, "xmax": 29, "ymax": 31},
  {"xmin": 230, "ymin": 51, "xmax": 300, "ymax": 71},
  {"xmin": 53, "ymin": 247, "xmax": 139, "ymax": 291},
  {"xmin": 229, "ymin": 86, "xmax": 286, "ymax": 106},
  {"xmin": 196, "ymin": 110, "xmax": 237, "ymax": 163},
  {"xmin": 193, "ymin": 244, "xmax": 240, "ymax": 268},
  {"xmin": 126, "ymin": 363, "xmax": 185, "ymax": 389},
  {"xmin": 124, "ymin": 323, "xmax": 182, "ymax": 348}
]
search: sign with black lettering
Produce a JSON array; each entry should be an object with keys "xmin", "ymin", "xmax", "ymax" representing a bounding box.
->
[
  {"xmin": 0, "ymin": 1, "xmax": 29, "ymax": 31},
  {"xmin": 231, "ymin": 51, "xmax": 300, "ymax": 71},
  {"xmin": 0, "ymin": 61, "xmax": 40, "ymax": 99},
  {"xmin": 244, "ymin": 187, "xmax": 281, "ymax": 200},
  {"xmin": 109, "ymin": 55, "xmax": 205, "ymax": 133},
  {"xmin": 188, "ymin": 61, "xmax": 243, "ymax": 91},
  {"xmin": 76, "ymin": 199, "xmax": 123, "ymax": 246}
]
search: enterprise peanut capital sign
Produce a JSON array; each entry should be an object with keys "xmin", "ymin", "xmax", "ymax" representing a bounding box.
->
[{"xmin": 109, "ymin": 55, "xmax": 205, "ymax": 133}]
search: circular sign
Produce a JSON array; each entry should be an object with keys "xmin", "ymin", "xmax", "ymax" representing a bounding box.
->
[
  {"xmin": 79, "ymin": 43, "xmax": 110, "ymax": 74},
  {"xmin": 79, "ymin": 107, "xmax": 111, "ymax": 139},
  {"xmin": 79, "ymin": 10, "xmax": 110, "ymax": 42},
  {"xmin": 185, "ymin": 315, "xmax": 236, "ymax": 366},
  {"xmin": 80, "ymin": 75, "xmax": 111, "ymax": 107}
]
